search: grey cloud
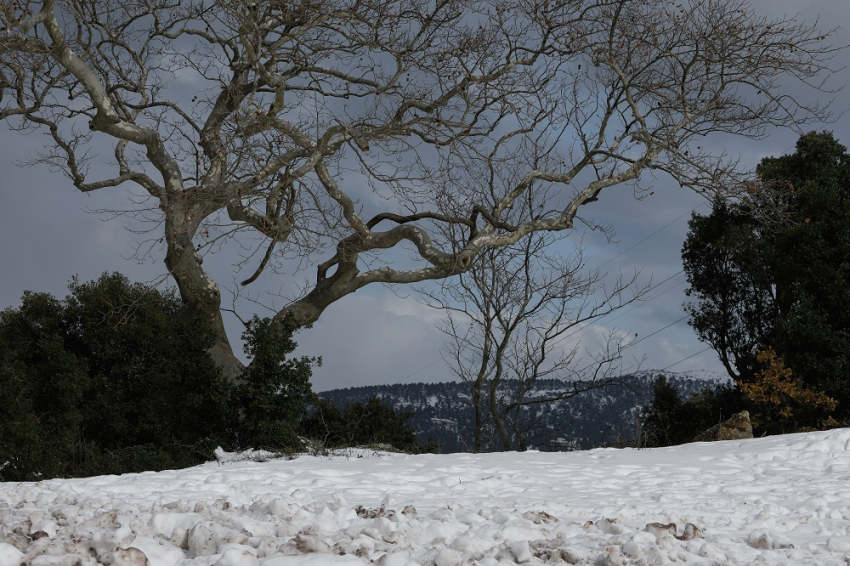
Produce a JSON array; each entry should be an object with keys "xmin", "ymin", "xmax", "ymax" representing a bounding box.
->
[{"xmin": 1, "ymin": 0, "xmax": 849, "ymax": 386}]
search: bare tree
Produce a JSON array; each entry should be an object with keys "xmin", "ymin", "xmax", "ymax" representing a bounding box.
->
[
  {"xmin": 0, "ymin": 0, "xmax": 838, "ymax": 378},
  {"xmin": 424, "ymin": 230, "xmax": 647, "ymax": 452}
]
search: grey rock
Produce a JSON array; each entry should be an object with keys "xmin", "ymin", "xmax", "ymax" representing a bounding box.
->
[{"xmin": 694, "ymin": 411, "xmax": 753, "ymax": 442}]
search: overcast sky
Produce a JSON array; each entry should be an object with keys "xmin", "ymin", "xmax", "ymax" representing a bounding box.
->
[{"xmin": 1, "ymin": 0, "xmax": 848, "ymax": 392}]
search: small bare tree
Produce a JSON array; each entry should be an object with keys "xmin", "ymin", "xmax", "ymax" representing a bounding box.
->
[
  {"xmin": 425, "ymin": 228, "xmax": 647, "ymax": 452},
  {"xmin": 0, "ymin": 0, "xmax": 838, "ymax": 378}
]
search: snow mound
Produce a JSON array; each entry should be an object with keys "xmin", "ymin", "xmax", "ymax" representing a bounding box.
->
[
  {"xmin": 3, "ymin": 429, "xmax": 850, "ymax": 565},
  {"xmin": 213, "ymin": 447, "xmax": 284, "ymax": 464}
]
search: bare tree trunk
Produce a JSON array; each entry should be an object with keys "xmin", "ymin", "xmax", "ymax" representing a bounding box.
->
[
  {"xmin": 472, "ymin": 388, "xmax": 483, "ymax": 453},
  {"xmin": 490, "ymin": 359, "xmax": 512, "ymax": 451},
  {"xmin": 1, "ymin": 0, "xmax": 836, "ymax": 382},
  {"xmin": 164, "ymin": 203, "xmax": 245, "ymax": 379}
]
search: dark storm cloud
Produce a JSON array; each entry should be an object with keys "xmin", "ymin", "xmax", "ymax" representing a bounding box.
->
[{"xmin": 1, "ymin": 0, "xmax": 848, "ymax": 386}]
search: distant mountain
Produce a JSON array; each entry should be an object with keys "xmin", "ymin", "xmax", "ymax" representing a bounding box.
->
[{"xmin": 319, "ymin": 371, "xmax": 731, "ymax": 453}]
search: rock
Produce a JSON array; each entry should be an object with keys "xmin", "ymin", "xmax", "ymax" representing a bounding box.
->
[{"xmin": 694, "ymin": 411, "xmax": 753, "ymax": 442}]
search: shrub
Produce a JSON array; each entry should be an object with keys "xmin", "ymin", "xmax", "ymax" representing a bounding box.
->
[
  {"xmin": 232, "ymin": 315, "xmax": 319, "ymax": 450},
  {"xmin": 302, "ymin": 396, "xmax": 418, "ymax": 451},
  {"xmin": 739, "ymin": 347, "xmax": 839, "ymax": 433},
  {"xmin": 640, "ymin": 376, "xmax": 746, "ymax": 447},
  {"xmin": 0, "ymin": 291, "xmax": 91, "ymax": 480},
  {"xmin": 0, "ymin": 274, "xmax": 233, "ymax": 479}
]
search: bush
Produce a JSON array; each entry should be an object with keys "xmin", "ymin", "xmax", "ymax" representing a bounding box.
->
[
  {"xmin": 64, "ymin": 275, "xmax": 234, "ymax": 462},
  {"xmin": 640, "ymin": 376, "xmax": 747, "ymax": 447},
  {"xmin": 0, "ymin": 273, "xmax": 235, "ymax": 480},
  {"xmin": 301, "ymin": 396, "xmax": 418, "ymax": 451},
  {"xmin": 232, "ymin": 315, "xmax": 319, "ymax": 450},
  {"xmin": 2, "ymin": 273, "xmax": 432, "ymax": 478},
  {"xmin": 0, "ymin": 292, "xmax": 89, "ymax": 480},
  {"xmin": 739, "ymin": 347, "xmax": 839, "ymax": 433}
]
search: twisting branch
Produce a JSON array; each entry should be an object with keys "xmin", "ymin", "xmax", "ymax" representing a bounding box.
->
[
  {"xmin": 0, "ymin": 0, "xmax": 840, "ymax": 379},
  {"xmin": 423, "ymin": 226, "xmax": 650, "ymax": 452}
]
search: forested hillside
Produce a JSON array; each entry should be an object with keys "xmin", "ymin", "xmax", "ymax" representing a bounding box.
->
[{"xmin": 320, "ymin": 371, "xmax": 727, "ymax": 452}]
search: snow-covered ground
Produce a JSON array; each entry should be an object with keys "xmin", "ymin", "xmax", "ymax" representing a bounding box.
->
[{"xmin": 3, "ymin": 430, "xmax": 850, "ymax": 566}]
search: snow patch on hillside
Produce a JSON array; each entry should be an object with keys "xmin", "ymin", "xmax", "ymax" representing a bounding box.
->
[{"xmin": 634, "ymin": 368, "xmax": 732, "ymax": 385}]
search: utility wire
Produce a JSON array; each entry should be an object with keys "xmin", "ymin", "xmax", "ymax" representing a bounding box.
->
[
  {"xmin": 552, "ymin": 203, "xmax": 706, "ymax": 346},
  {"xmin": 399, "ymin": 305, "xmax": 709, "ymax": 385},
  {"xmin": 397, "ymin": 358, "xmax": 444, "ymax": 384},
  {"xmin": 625, "ymin": 314, "xmax": 689, "ymax": 349},
  {"xmin": 587, "ymin": 279, "xmax": 687, "ymax": 332},
  {"xmin": 596, "ymin": 204, "xmax": 702, "ymax": 269},
  {"xmin": 547, "ymin": 270, "xmax": 686, "ymax": 350},
  {"xmin": 395, "ymin": 204, "xmax": 704, "ymax": 384},
  {"xmin": 570, "ymin": 314, "xmax": 691, "ymax": 376},
  {"xmin": 660, "ymin": 346, "xmax": 713, "ymax": 372}
]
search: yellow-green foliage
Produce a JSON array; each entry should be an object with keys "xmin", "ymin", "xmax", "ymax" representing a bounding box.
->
[{"xmin": 739, "ymin": 348, "xmax": 840, "ymax": 431}]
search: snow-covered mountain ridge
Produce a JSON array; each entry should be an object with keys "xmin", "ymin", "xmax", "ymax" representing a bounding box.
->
[{"xmin": 321, "ymin": 370, "xmax": 730, "ymax": 452}]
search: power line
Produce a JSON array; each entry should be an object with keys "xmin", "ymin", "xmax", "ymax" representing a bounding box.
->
[
  {"xmin": 397, "ymin": 292, "xmax": 692, "ymax": 385},
  {"xmin": 661, "ymin": 346, "xmax": 713, "ymax": 372},
  {"xmin": 547, "ymin": 270, "xmax": 686, "ymax": 350},
  {"xmin": 596, "ymin": 204, "xmax": 702, "ymax": 269},
  {"xmin": 626, "ymin": 314, "xmax": 689, "ymax": 349},
  {"xmin": 570, "ymin": 314, "xmax": 691, "ymax": 376},
  {"xmin": 593, "ymin": 278, "xmax": 687, "ymax": 330},
  {"xmin": 548, "ymin": 204, "xmax": 705, "ymax": 349},
  {"xmin": 394, "ymin": 204, "xmax": 704, "ymax": 384},
  {"xmin": 396, "ymin": 358, "xmax": 444, "ymax": 384}
]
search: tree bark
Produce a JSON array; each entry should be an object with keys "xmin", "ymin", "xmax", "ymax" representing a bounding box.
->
[
  {"xmin": 2, "ymin": 0, "xmax": 837, "ymax": 384},
  {"xmin": 164, "ymin": 201, "xmax": 244, "ymax": 380},
  {"xmin": 472, "ymin": 387, "xmax": 483, "ymax": 453}
]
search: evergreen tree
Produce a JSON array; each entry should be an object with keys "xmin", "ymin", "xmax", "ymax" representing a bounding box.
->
[
  {"xmin": 61, "ymin": 274, "xmax": 234, "ymax": 473},
  {"xmin": 640, "ymin": 376, "xmax": 746, "ymax": 447},
  {"xmin": 0, "ymin": 292, "xmax": 88, "ymax": 480},
  {"xmin": 234, "ymin": 316, "xmax": 319, "ymax": 450},
  {"xmin": 301, "ymin": 396, "xmax": 418, "ymax": 451},
  {"xmin": 640, "ymin": 377, "xmax": 688, "ymax": 447},
  {"xmin": 683, "ymin": 132, "xmax": 850, "ymax": 431},
  {"xmin": 0, "ymin": 274, "xmax": 329, "ymax": 479}
]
